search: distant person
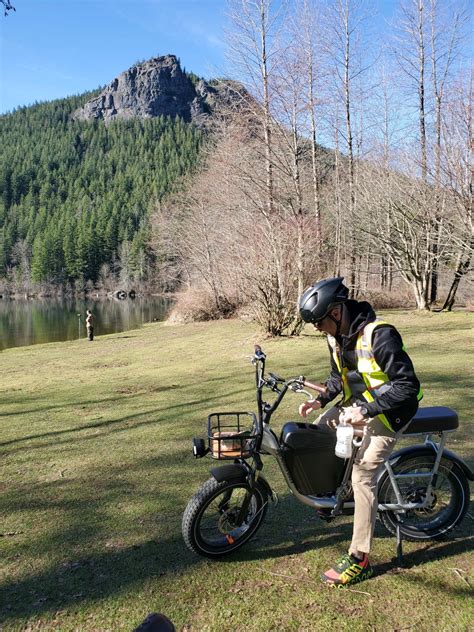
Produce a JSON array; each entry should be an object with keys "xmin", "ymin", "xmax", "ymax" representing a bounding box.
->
[{"xmin": 86, "ymin": 309, "xmax": 94, "ymax": 341}]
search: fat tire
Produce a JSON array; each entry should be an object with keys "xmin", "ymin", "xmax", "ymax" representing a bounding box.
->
[
  {"xmin": 378, "ymin": 455, "xmax": 470, "ymax": 542},
  {"xmin": 182, "ymin": 477, "xmax": 268, "ymax": 557}
]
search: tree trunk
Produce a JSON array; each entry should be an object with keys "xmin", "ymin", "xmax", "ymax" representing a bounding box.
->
[
  {"xmin": 442, "ymin": 245, "xmax": 473, "ymax": 311},
  {"xmin": 308, "ymin": 62, "xmax": 322, "ymax": 253},
  {"xmin": 333, "ymin": 125, "xmax": 342, "ymax": 277},
  {"xmin": 290, "ymin": 93, "xmax": 305, "ymax": 334},
  {"xmin": 343, "ymin": 0, "xmax": 357, "ymax": 291},
  {"xmin": 414, "ymin": 276, "xmax": 430, "ymax": 309},
  {"xmin": 417, "ymin": 0, "xmax": 428, "ymax": 183}
]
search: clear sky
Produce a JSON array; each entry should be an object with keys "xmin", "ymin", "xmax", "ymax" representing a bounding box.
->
[
  {"xmin": 0, "ymin": 0, "xmax": 228, "ymax": 114},
  {"xmin": 1, "ymin": 1, "xmax": 469, "ymax": 116}
]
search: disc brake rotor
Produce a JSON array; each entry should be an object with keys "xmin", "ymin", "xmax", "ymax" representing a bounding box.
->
[
  {"xmin": 217, "ymin": 508, "xmax": 240, "ymax": 534},
  {"xmin": 405, "ymin": 486, "xmax": 439, "ymax": 516}
]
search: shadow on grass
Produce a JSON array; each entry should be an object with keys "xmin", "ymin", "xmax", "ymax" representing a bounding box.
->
[
  {"xmin": 1, "ymin": 449, "xmax": 201, "ymax": 623},
  {"xmin": 1, "ymin": 533, "xmax": 200, "ymax": 623},
  {"xmin": 2, "ymin": 476, "xmax": 472, "ymax": 624},
  {"xmin": 416, "ymin": 371, "xmax": 471, "ymax": 392},
  {"xmin": 0, "ymin": 403, "xmax": 193, "ymax": 453},
  {"xmin": 0, "ymin": 366, "xmax": 249, "ymax": 421},
  {"xmin": 212, "ymin": 496, "xmax": 474, "ymax": 600},
  {"xmin": 2, "ymin": 495, "xmax": 345, "ymax": 623},
  {"xmin": 0, "ymin": 392, "xmax": 146, "ymax": 420},
  {"xmin": 0, "ymin": 384, "xmax": 252, "ymax": 455},
  {"xmin": 224, "ymin": 495, "xmax": 355, "ymax": 562},
  {"xmin": 398, "ymin": 564, "xmax": 473, "ymax": 597},
  {"xmin": 370, "ymin": 535, "xmax": 474, "ymax": 593}
]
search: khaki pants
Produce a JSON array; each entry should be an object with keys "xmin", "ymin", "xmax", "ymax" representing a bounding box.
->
[{"xmin": 316, "ymin": 403, "xmax": 398, "ymax": 556}]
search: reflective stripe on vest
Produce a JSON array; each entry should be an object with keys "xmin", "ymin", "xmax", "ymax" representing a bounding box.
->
[
  {"xmin": 327, "ymin": 334, "xmax": 352, "ymax": 401},
  {"xmin": 328, "ymin": 320, "xmax": 423, "ymax": 432}
]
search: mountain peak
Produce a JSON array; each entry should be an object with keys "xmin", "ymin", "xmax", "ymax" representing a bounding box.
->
[{"xmin": 73, "ymin": 54, "xmax": 215, "ymax": 124}]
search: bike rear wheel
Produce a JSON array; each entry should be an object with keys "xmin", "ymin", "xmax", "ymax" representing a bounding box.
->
[
  {"xmin": 182, "ymin": 477, "xmax": 269, "ymax": 557},
  {"xmin": 378, "ymin": 454, "xmax": 470, "ymax": 541}
]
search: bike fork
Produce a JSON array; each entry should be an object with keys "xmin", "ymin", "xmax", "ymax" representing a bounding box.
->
[{"xmin": 235, "ymin": 467, "xmax": 266, "ymax": 526}]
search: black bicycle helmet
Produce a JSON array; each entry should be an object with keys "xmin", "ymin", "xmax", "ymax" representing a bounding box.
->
[{"xmin": 299, "ymin": 277, "xmax": 349, "ymax": 323}]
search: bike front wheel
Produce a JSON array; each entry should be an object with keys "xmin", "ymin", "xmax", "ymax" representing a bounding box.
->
[
  {"xmin": 182, "ymin": 477, "xmax": 269, "ymax": 557},
  {"xmin": 378, "ymin": 454, "xmax": 470, "ymax": 541}
]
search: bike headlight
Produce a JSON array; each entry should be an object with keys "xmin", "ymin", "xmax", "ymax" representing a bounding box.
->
[{"xmin": 192, "ymin": 437, "xmax": 208, "ymax": 458}]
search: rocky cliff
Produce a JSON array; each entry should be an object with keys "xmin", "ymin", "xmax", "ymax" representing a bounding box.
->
[{"xmin": 72, "ymin": 54, "xmax": 237, "ymax": 125}]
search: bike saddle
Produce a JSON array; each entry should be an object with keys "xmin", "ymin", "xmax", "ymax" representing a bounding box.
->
[{"xmin": 402, "ymin": 406, "xmax": 458, "ymax": 434}]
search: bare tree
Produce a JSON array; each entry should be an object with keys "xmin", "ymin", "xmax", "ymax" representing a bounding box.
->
[
  {"xmin": 226, "ymin": 0, "xmax": 289, "ymax": 297},
  {"xmin": 148, "ymin": 0, "xmax": 470, "ymax": 326},
  {"xmin": 292, "ymin": 0, "xmax": 328, "ymax": 253},
  {"xmin": 324, "ymin": 0, "xmax": 375, "ymax": 293},
  {"xmin": 427, "ymin": 0, "xmax": 466, "ymax": 303},
  {"xmin": 391, "ymin": 0, "xmax": 468, "ymax": 306},
  {"xmin": 393, "ymin": 0, "xmax": 430, "ymax": 180},
  {"xmin": 96, "ymin": 263, "xmax": 115, "ymax": 294},
  {"xmin": 272, "ymin": 54, "xmax": 306, "ymax": 321},
  {"xmin": 152, "ymin": 106, "xmax": 322, "ymax": 333},
  {"xmin": 376, "ymin": 64, "xmax": 397, "ymax": 290},
  {"xmin": 356, "ymin": 156, "xmax": 458, "ymax": 309},
  {"xmin": 117, "ymin": 240, "xmax": 132, "ymax": 289},
  {"xmin": 10, "ymin": 239, "xmax": 32, "ymax": 293},
  {"xmin": 1, "ymin": 1, "xmax": 15, "ymax": 17},
  {"xmin": 150, "ymin": 187, "xmax": 196, "ymax": 292},
  {"xmin": 440, "ymin": 71, "xmax": 473, "ymax": 309}
]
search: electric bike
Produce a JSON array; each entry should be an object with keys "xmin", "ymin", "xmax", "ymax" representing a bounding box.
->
[{"xmin": 182, "ymin": 346, "xmax": 472, "ymax": 558}]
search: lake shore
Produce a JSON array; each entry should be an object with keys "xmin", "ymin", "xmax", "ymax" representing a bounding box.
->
[{"xmin": 0, "ymin": 295, "xmax": 172, "ymax": 351}]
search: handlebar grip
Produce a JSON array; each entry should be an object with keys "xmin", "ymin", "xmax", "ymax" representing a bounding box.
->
[{"xmin": 303, "ymin": 380, "xmax": 328, "ymax": 395}]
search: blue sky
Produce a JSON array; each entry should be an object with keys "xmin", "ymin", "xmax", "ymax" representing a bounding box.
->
[
  {"xmin": 0, "ymin": 0, "xmax": 228, "ymax": 113},
  {"xmin": 1, "ymin": 1, "xmax": 469, "ymax": 116}
]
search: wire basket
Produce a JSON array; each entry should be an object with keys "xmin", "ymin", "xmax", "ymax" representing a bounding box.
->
[{"xmin": 208, "ymin": 412, "xmax": 258, "ymax": 460}]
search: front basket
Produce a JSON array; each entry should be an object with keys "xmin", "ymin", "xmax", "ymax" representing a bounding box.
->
[{"xmin": 208, "ymin": 412, "xmax": 258, "ymax": 460}]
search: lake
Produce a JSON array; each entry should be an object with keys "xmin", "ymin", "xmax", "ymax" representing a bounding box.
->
[{"xmin": 0, "ymin": 296, "xmax": 173, "ymax": 351}]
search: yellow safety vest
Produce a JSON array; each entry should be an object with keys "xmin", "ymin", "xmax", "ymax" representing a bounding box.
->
[{"xmin": 327, "ymin": 319, "xmax": 423, "ymax": 431}]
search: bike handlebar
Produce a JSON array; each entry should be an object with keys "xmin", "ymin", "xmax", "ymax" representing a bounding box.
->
[
  {"xmin": 253, "ymin": 345, "xmax": 266, "ymax": 362},
  {"xmin": 251, "ymin": 346, "xmax": 328, "ymax": 424},
  {"xmin": 302, "ymin": 379, "xmax": 327, "ymax": 395}
]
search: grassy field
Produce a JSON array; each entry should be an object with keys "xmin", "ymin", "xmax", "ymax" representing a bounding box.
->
[{"xmin": 0, "ymin": 311, "xmax": 473, "ymax": 632}]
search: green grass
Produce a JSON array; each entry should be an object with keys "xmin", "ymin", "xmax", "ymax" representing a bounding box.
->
[{"xmin": 1, "ymin": 312, "xmax": 473, "ymax": 631}]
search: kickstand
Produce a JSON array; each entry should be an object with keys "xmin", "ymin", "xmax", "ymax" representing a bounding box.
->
[{"xmin": 396, "ymin": 522, "xmax": 404, "ymax": 566}]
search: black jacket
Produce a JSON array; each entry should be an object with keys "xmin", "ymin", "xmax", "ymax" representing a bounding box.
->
[{"xmin": 317, "ymin": 300, "xmax": 421, "ymax": 431}]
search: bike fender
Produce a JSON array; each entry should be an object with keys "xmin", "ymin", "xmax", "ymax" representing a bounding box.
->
[
  {"xmin": 385, "ymin": 444, "xmax": 474, "ymax": 481},
  {"xmin": 210, "ymin": 463, "xmax": 248, "ymax": 483},
  {"xmin": 210, "ymin": 464, "xmax": 274, "ymax": 498}
]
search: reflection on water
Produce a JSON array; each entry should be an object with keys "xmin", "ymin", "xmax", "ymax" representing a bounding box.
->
[{"xmin": 0, "ymin": 297, "xmax": 173, "ymax": 350}]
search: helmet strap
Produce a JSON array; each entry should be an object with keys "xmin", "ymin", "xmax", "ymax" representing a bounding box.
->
[{"xmin": 326, "ymin": 305, "xmax": 343, "ymax": 338}]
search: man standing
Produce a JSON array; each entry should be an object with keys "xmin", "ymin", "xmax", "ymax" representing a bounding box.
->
[
  {"xmin": 86, "ymin": 309, "xmax": 94, "ymax": 341},
  {"xmin": 298, "ymin": 277, "xmax": 422, "ymax": 586}
]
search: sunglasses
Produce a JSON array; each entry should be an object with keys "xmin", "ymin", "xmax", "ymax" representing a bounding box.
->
[{"xmin": 313, "ymin": 316, "xmax": 327, "ymax": 326}]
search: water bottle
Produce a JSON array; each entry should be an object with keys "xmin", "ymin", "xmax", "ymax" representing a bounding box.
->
[{"xmin": 335, "ymin": 422, "xmax": 354, "ymax": 459}]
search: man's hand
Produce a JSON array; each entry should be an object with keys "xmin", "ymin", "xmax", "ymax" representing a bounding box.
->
[
  {"xmin": 298, "ymin": 399, "xmax": 322, "ymax": 418},
  {"xmin": 339, "ymin": 404, "xmax": 368, "ymax": 427}
]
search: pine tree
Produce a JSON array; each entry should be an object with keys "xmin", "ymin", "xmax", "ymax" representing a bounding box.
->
[{"xmin": 0, "ymin": 92, "xmax": 203, "ymax": 286}]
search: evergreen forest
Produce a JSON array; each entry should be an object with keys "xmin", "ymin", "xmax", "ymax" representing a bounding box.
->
[{"xmin": 0, "ymin": 93, "xmax": 203, "ymax": 290}]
